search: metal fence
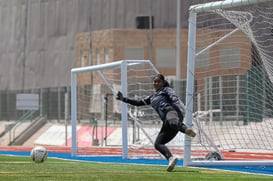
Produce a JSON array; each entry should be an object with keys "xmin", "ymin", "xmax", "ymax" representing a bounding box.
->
[{"xmin": 0, "ymin": 87, "xmax": 70, "ymax": 121}]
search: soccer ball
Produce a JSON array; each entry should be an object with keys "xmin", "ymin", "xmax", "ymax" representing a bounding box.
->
[
  {"xmin": 30, "ymin": 146, "xmax": 48, "ymax": 163},
  {"xmin": 205, "ymin": 151, "xmax": 224, "ymax": 161}
]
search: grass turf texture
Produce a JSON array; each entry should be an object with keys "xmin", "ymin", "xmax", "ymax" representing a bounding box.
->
[{"xmin": 0, "ymin": 155, "xmax": 272, "ymax": 181}]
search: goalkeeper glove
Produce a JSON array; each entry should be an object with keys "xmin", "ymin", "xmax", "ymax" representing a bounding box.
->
[{"xmin": 116, "ymin": 91, "xmax": 123, "ymax": 101}]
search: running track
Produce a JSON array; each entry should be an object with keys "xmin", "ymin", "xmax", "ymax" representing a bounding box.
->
[{"xmin": 1, "ymin": 146, "xmax": 273, "ymax": 176}]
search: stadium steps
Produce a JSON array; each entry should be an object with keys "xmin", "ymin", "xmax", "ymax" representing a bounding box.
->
[
  {"xmin": 9, "ymin": 116, "xmax": 47, "ymax": 146},
  {"xmin": 0, "ymin": 122, "xmax": 32, "ymax": 146},
  {"xmin": 22, "ymin": 122, "xmax": 54, "ymax": 147},
  {"xmin": 31, "ymin": 124, "xmax": 72, "ymax": 146}
]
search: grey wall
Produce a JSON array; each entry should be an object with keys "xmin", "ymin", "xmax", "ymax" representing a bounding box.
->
[
  {"xmin": 0, "ymin": 0, "xmax": 214, "ymax": 91},
  {"xmin": 0, "ymin": 0, "xmax": 90, "ymax": 90}
]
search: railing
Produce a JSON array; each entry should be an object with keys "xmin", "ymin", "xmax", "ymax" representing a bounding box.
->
[{"xmin": 8, "ymin": 107, "xmax": 41, "ymax": 145}]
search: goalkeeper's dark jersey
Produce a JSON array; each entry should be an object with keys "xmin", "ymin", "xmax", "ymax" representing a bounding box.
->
[{"xmin": 123, "ymin": 87, "xmax": 185, "ymax": 122}]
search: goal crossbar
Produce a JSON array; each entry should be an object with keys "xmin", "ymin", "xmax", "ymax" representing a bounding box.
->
[
  {"xmin": 71, "ymin": 60, "xmax": 157, "ymax": 74},
  {"xmin": 190, "ymin": 0, "xmax": 272, "ymax": 13}
]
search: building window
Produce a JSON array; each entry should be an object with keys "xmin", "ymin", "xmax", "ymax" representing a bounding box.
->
[
  {"xmin": 96, "ymin": 49, "xmax": 100, "ymax": 65},
  {"xmin": 88, "ymin": 51, "xmax": 92, "ymax": 66},
  {"xmin": 221, "ymin": 47, "xmax": 240, "ymax": 68},
  {"xmin": 156, "ymin": 48, "xmax": 175, "ymax": 68},
  {"xmin": 205, "ymin": 74, "xmax": 245, "ymax": 119},
  {"xmin": 125, "ymin": 48, "xmax": 144, "ymax": 60},
  {"xmin": 81, "ymin": 51, "xmax": 88, "ymax": 67},
  {"xmin": 105, "ymin": 48, "xmax": 109, "ymax": 63}
]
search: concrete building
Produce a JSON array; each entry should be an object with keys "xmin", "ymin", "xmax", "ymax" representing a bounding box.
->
[{"xmin": 0, "ymin": 0, "xmax": 216, "ymax": 120}]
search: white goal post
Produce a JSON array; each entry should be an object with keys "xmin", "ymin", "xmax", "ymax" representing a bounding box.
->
[{"xmin": 185, "ymin": 0, "xmax": 273, "ymax": 166}]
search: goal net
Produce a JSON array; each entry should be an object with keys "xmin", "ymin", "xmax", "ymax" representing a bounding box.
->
[
  {"xmin": 185, "ymin": 0, "xmax": 273, "ymax": 166},
  {"xmin": 71, "ymin": 60, "xmax": 186, "ymax": 159}
]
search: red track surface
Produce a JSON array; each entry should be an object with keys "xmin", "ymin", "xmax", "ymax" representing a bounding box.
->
[{"xmin": 1, "ymin": 146, "xmax": 273, "ymax": 161}]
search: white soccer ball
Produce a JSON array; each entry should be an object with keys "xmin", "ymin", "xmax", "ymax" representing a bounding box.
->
[{"xmin": 31, "ymin": 146, "xmax": 48, "ymax": 163}]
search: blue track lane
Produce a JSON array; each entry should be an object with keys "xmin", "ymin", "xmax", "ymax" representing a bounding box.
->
[{"xmin": 1, "ymin": 150, "xmax": 272, "ymax": 176}]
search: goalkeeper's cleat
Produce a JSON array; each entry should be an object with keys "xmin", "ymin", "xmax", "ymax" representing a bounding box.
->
[
  {"xmin": 185, "ymin": 128, "xmax": 196, "ymax": 137},
  {"xmin": 167, "ymin": 156, "xmax": 178, "ymax": 172}
]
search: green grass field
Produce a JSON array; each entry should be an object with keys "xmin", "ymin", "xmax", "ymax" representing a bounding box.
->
[{"xmin": 0, "ymin": 155, "xmax": 272, "ymax": 181}]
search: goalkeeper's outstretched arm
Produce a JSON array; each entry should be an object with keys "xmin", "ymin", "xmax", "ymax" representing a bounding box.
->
[{"xmin": 116, "ymin": 91, "xmax": 150, "ymax": 106}]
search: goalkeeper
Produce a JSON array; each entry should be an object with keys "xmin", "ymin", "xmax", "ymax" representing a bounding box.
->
[{"xmin": 116, "ymin": 74, "xmax": 196, "ymax": 172}]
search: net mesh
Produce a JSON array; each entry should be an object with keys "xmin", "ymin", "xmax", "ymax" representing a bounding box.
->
[
  {"xmin": 74, "ymin": 60, "xmax": 185, "ymax": 158},
  {"xmin": 190, "ymin": 0, "xmax": 273, "ymax": 160}
]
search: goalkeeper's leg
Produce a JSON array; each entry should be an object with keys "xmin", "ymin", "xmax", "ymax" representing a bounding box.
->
[
  {"xmin": 167, "ymin": 111, "xmax": 196, "ymax": 137},
  {"xmin": 154, "ymin": 126, "xmax": 179, "ymax": 172}
]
